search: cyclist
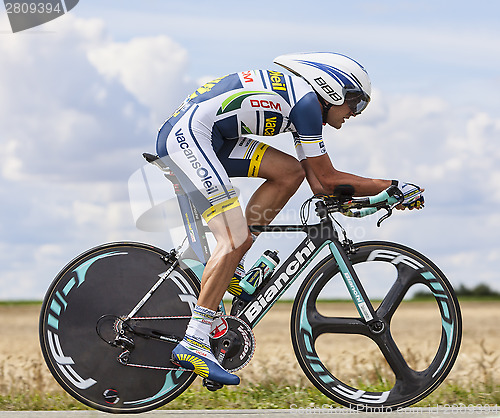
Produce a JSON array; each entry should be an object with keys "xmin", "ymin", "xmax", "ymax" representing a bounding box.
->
[{"xmin": 155, "ymin": 52, "xmax": 424, "ymax": 385}]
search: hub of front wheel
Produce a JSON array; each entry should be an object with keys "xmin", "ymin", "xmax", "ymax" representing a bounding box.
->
[{"xmin": 368, "ymin": 320, "xmax": 386, "ymax": 334}]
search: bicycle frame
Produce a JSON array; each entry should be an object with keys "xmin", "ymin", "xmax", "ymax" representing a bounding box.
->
[
  {"xmin": 243, "ymin": 221, "xmax": 377, "ymax": 328},
  {"xmin": 154, "ymin": 154, "xmax": 379, "ymax": 331}
]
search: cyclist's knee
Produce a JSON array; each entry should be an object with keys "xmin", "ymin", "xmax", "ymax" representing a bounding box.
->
[
  {"xmin": 259, "ymin": 147, "xmax": 305, "ymax": 191},
  {"xmin": 222, "ymin": 227, "xmax": 252, "ymax": 255},
  {"xmin": 239, "ymin": 230, "xmax": 253, "ymax": 253},
  {"xmin": 213, "ymin": 235, "xmax": 251, "ymax": 266},
  {"xmin": 209, "ymin": 212, "xmax": 251, "ymax": 254},
  {"xmin": 279, "ymin": 158, "xmax": 305, "ymax": 191},
  {"xmin": 292, "ymin": 162, "xmax": 306, "ymax": 186}
]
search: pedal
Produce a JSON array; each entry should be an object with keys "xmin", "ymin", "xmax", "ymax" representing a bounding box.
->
[
  {"xmin": 203, "ymin": 378, "xmax": 224, "ymax": 392},
  {"xmin": 170, "ymin": 355, "xmax": 180, "ymax": 367}
]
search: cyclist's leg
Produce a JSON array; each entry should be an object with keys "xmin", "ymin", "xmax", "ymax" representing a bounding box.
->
[
  {"xmin": 217, "ymin": 137, "xmax": 305, "ymax": 227},
  {"xmin": 157, "ymin": 112, "xmax": 250, "ymax": 385},
  {"xmin": 173, "ymin": 207, "xmax": 250, "ymax": 385},
  {"xmin": 171, "ymin": 206, "xmax": 250, "ymax": 385},
  {"xmin": 159, "ymin": 125, "xmax": 253, "ymax": 308},
  {"xmin": 198, "ymin": 206, "xmax": 252, "ymax": 309},
  {"xmin": 172, "ymin": 206, "xmax": 252, "ymax": 385},
  {"xmin": 245, "ymin": 145, "xmax": 305, "ymax": 226}
]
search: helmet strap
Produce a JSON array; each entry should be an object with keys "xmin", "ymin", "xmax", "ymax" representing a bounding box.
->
[
  {"xmin": 318, "ymin": 96, "xmax": 333, "ymax": 124},
  {"xmin": 323, "ymin": 103, "xmax": 333, "ymax": 124}
]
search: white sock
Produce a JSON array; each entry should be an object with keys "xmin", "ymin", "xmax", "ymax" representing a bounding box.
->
[{"xmin": 182, "ymin": 305, "xmax": 216, "ymax": 349}]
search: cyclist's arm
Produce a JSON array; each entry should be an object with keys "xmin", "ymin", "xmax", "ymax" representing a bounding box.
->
[
  {"xmin": 290, "ymin": 90, "xmax": 391, "ymax": 196},
  {"xmin": 300, "ymin": 158, "xmax": 326, "ymax": 194},
  {"xmin": 304, "ymin": 154, "xmax": 391, "ymax": 196}
]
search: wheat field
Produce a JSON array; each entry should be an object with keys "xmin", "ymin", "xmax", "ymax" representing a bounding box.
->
[{"xmin": 1, "ymin": 301, "xmax": 498, "ymax": 399}]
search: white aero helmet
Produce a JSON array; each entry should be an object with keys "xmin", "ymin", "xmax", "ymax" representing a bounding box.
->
[{"xmin": 274, "ymin": 52, "xmax": 371, "ymax": 115}]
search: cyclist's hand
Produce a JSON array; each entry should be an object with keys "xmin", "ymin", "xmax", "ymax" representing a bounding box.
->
[{"xmin": 393, "ymin": 181, "xmax": 425, "ymax": 210}]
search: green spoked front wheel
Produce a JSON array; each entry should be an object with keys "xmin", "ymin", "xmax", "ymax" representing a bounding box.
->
[{"xmin": 291, "ymin": 241, "xmax": 462, "ymax": 411}]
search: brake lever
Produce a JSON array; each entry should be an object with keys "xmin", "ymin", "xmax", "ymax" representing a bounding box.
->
[{"xmin": 376, "ymin": 206, "xmax": 393, "ymax": 227}]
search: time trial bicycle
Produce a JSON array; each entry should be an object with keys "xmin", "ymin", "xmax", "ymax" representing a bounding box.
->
[{"xmin": 39, "ymin": 153, "xmax": 462, "ymax": 413}]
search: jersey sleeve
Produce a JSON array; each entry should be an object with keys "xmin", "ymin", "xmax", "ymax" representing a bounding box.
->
[
  {"xmin": 289, "ymin": 91, "xmax": 326, "ymax": 158},
  {"xmin": 293, "ymin": 133, "xmax": 306, "ymax": 161}
]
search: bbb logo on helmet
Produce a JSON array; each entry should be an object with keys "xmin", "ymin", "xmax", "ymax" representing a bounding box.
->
[{"xmin": 314, "ymin": 77, "xmax": 342, "ymax": 102}]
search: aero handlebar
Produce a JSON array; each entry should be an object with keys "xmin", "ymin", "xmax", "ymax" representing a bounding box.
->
[{"xmin": 316, "ymin": 185, "xmax": 404, "ymax": 226}]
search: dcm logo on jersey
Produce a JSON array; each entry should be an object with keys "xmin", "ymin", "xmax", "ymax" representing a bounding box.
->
[
  {"xmin": 250, "ymin": 99, "xmax": 281, "ymax": 111},
  {"xmin": 216, "ymin": 91, "xmax": 282, "ymax": 115}
]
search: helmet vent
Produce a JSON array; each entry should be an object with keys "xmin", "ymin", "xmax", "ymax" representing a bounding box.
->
[{"xmin": 350, "ymin": 73, "xmax": 362, "ymax": 86}]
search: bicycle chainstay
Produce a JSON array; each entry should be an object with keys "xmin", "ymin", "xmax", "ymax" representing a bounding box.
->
[{"xmin": 96, "ymin": 314, "xmax": 191, "ymax": 371}]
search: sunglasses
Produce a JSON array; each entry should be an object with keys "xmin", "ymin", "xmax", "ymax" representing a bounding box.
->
[{"xmin": 345, "ymin": 92, "xmax": 370, "ymax": 115}]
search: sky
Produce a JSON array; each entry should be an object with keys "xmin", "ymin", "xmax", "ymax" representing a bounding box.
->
[{"xmin": 0, "ymin": 0, "xmax": 499, "ymax": 300}]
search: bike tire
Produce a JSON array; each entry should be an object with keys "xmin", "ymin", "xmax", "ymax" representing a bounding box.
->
[
  {"xmin": 39, "ymin": 242, "xmax": 199, "ymax": 413},
  {"xmin": 291, "ymin": 241, "xmax": 462, "ymax": 411}
]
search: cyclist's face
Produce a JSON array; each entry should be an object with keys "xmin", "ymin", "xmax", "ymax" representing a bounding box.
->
[{"xmin": 325, "ymin": 102, "xmax": 354, "ymax": 129}]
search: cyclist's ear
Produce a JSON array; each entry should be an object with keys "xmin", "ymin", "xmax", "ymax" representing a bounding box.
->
[{"xmin": 333, "ymin": 184, "xmax": 355, "ymax": 201}]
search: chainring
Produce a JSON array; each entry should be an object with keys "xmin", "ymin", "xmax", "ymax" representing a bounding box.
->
[{"xmin": 209, "ymin": 315, "xmax": 255, "ymax": 372}]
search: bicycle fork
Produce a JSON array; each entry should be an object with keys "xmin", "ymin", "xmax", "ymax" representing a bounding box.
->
[{"xmin": 329, "ymin": 240, "xmax": 385, "ymax": 333}]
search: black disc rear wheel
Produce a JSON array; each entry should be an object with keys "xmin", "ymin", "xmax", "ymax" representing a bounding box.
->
[{"xmin": 39, "ymin": 242, "xmax": 199, "ymax": 413}]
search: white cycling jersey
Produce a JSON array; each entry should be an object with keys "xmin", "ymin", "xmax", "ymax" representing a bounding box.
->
[{"xmin": 156, "ymin": 69, "xmax": 326, "ymax": 222}]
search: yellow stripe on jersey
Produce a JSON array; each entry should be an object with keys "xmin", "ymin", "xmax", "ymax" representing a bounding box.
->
[
  {"xmin": 202, "ymin": 196, "xmax": 241, "ymax": 223},
  {"xmin": 248, "ymin": 143, "xmax": 269, "ymax": 177}
]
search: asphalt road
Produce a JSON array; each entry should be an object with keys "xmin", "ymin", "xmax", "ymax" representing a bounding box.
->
[{"xmin": 0, "ymin": 407, "xmax": 499, "ymax": 417}]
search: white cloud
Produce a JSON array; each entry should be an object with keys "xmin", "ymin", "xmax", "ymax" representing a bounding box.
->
[
  {"xmin": 0, "ymin": 20, "xmax": 142, "ymax": 182},
  {"xmin": 0, "ymin": 14, "xmax": 197, "ymax": 184},
  {"xmin": 87, "ymin": 36, "xmax": 192, "ymax": 119}
]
